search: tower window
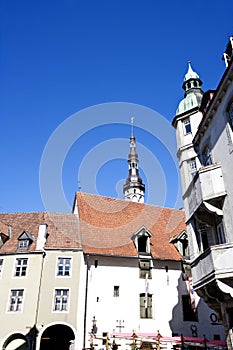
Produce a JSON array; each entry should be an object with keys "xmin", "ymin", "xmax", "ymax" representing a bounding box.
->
[
  {"xmin": 188, "ymin": 158, "xmax": 197, "ymax": 179},
  {"xmin": 183, "ymin": 118, "xmax": 191, "ymax": 134}
]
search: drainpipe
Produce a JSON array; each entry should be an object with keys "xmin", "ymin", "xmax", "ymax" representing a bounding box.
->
[{"xmin": 83, "ymin": 254, "xmax": 90, "ymax": 350}]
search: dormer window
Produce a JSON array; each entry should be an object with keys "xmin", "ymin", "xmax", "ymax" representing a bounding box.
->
[
  {"xmin": 170, "ymin": 231, "xmax": 189, "ymax": 259},
  {"xmin": 131, "ymin": 227, "xmax": 152, "ymax": 279},
  {"xmin": 131, "ymin": 226, "xmax": 152, "ymax": 255},
  {"xmin": 17, "ymin": 231, "xmax": 34, "ymax": 250},
  {"xmin": 18, "ymin": 240, "xmax": 29, "ymax": 250},
  {"xmin": 138, "ymin": 235, "xmax": 148, "ymax": 253}
]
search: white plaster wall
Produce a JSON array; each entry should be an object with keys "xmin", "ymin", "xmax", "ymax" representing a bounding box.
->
[{"xmin": 84, "ymin": 256, "xmax": 225, "ymax": 349}]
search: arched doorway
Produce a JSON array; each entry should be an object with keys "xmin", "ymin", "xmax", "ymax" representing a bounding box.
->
[
  {"xmin": 40, "ymin": 324, "xmax": 75, "ymax": 350},
  {"xmin": 3, "ymin": 333, "xmax": 28, "ymax": 350}
]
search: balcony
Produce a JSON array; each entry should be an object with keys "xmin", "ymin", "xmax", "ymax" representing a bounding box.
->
[
  {"xmin": 191, "ymin": 243, "xmax": 233, "ymax": 290},
  {"xmin": 183, "ymin": 163, "xmax": 226, "ymax": 219}
]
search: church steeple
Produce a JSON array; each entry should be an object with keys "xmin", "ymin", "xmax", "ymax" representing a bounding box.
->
[{"xmin": 123, "ymin": 118, "xmax": 145, "ymax": 203}]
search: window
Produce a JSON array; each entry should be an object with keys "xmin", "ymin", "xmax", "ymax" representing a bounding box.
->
[
  {"xmin": 182, "ymin": 262, "xmax": 192, "ymax": 281},
  {"xmin": 183, "ymin": 118, "xmax": 191, "ymax": 134},
  {"xmin": 139, "ymin": 259, "xmax": 152, "ymax": 279},
  {"xmin": 0, "ymin": 259, "xmax": 3, "ymax": 277},
  {"xmin": 138, "ymin": 235, "xmax": 149, "ymax": 253},
  {"xmin": 57, "ymin": 258, "xmax": 71, "ymax": 276},
  {"xmin": 14, "ymin": 258, "xmax": 28, "ymax": 277},
  {"xmin": 140, "ymin": 293, "xmax": 152, "ymax": 318},
  {"xmin": 54, "ymin": 289, "xmax": 69, "ymax": 311},
  {"xmin": 216, "ymin": 222, "xmax": 226, "ymax": 244},
  {"xmin": 113, "ymin": 286, "xmax": 119, "ymax": 297},
  {"xmin": 198, "ymin": 224, "xmax": 209, "ymax": 251},
  {"xmin": 202, "ymin": 145, "xmax": 212, "ymax": 166},
  {"xmin": 188, "ymin": 158, "xmax": 197, "ymax": 178},
  {"xmin": 17, "ymin": 231, "xmax": 34, "ymax": 250},
  {"xmin": 228, "ymin": 101, "xmax": 233, "ymax": 129},
  {"xmin": 182, "ymin": 295, "xmax": 198, "ymax": 321},
  {"xmin": 18, "ymin": 240, "xmax": 29, "ymax": 250},
  {"xmin": 9, "ymin": 289, "xmax": 24, "ymax": 312}
]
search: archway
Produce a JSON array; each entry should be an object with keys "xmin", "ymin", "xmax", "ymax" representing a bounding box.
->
[
  {"xmin": 40, "ymin": 324, "xmax": 75, "ymax": 350},
  {"xmin": 3, "ymin": 333, "xmax": 28, "ymax": 350}
]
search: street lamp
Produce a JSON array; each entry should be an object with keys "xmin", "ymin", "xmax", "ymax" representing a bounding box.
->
[{"xmin": 92, "ymin": 316, "xmax": 97, "ymax": 335}]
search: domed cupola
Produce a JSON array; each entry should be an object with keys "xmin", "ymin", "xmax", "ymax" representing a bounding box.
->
[{"xmin": 176, "ymin": 62, "xmax": 203, "ymax": 115}]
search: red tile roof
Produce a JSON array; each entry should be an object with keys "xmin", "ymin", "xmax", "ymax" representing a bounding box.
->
[
  {"xmin": 0, "ymin": 212, "xmax": 82, "ymax": 252},
  {"xmin": 0, "ymin": 193, "xmax": 186, "ymax": 260},
  {"xmin": 75, "ymin": 192, "xmax": 185, "ymax": 260}
]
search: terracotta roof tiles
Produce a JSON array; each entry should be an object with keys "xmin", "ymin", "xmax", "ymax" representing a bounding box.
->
[{"xmin": 0, "ymin": 192, "xmax": 186, "ymax": 261}]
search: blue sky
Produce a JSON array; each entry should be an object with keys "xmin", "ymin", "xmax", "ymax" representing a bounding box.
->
[{"xmin": 1, "ymin": 0, "xmax": 232, "ymax": 213}]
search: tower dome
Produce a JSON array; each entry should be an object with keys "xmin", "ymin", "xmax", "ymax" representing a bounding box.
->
[{"xmin": 176, "ymin": 62, "xmax": 203, "ymax": 115}]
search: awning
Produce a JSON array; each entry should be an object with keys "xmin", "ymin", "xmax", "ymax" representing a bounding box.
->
[{"xmin": 203, "ymin": 201, "xmax": 223, "ymax": 216}]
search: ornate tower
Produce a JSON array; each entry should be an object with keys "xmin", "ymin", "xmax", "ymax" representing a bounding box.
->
[
  {"xmin": 172, "ymin": 62, "xmax": 204, "ymax": 198},
  {"xmin": 123, "ymin": 119, "xmax": 145, "ymax": 203}
]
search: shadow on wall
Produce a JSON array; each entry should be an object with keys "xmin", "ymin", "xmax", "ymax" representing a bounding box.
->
[{"xmin": 169, "ymin": 274, "xmax": 224, "ymax": 339}]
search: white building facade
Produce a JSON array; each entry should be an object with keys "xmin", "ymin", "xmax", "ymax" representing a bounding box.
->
[{"xmin": 173, "ymin": 37, "xmax": 233, "ymax": 349}]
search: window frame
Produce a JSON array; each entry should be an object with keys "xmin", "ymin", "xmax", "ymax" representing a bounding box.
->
[
  {"xmin": 53, "ymin": 288, "xmax": 70, "ymax": 312},
  {"xmin": 216, "ymin": 222, "xmax": 226, "ymax": 245},
  {"xmin": 183, "ymin": 118, "xmax": 192, "ymax": 135},
  {"xmin": 8, "ymin": 289, "xmax": 24, "ymax": 312},
  {"xmin": 18, "ymin": 239, "xmax": 29, "ymax": 250},
  {"xmin": 56, "ymin": 257, "xmax": 72, "ymax": 277},
  {"xmin": 140, "ymin": 293, "xmax": 153, "ymax": 319},
  {"xmin": 14, "ymin": 258, "xmax": 28, "ymax": 277},
  {"xmin": 188, "ymin": 158, "xmax": 197, "ymax": 179}
]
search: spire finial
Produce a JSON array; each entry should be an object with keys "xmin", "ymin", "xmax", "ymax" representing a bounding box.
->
[{"xmin": 131, "ymin": 116, "xmax": 135, "ymax": 137}]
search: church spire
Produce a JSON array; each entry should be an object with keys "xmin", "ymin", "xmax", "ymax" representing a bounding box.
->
[{"xmin": 123, "ymin": 118, "xmax": 145, "ymax": 203}]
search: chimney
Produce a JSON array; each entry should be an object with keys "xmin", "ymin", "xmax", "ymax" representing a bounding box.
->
[{"xmin": 36, "ymin": 223, "xmax": 48, "ymax": 250}]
